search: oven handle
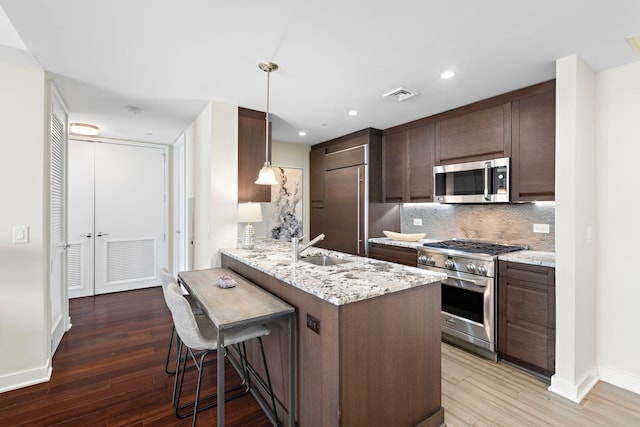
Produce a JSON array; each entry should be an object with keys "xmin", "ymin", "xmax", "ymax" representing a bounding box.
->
[{"xmin": 442, "ymin": 275, "xmax": 489, "ymax": 292}]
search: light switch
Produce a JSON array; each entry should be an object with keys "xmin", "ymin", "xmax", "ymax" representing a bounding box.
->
[
  {"xmin": 13, "ymin": 225, "xmax": 29, "ymax": 243},
  {"xmin": 413, "ymin": 218, "xmax": 423, "ymax": 226}
]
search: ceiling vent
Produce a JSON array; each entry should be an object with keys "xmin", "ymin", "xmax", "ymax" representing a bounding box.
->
[
  {"xmin": 627, "ymin": 33, "xmax": 640, "ymax": 56},
  {"xmin": 382, "ymin": 87, "xmax": 418, "ymax": 102}
]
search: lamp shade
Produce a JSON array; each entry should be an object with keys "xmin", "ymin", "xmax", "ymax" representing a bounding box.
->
[
  {"xmin": 237, "ymin": 202, "xmax": 262, "ymax": 223},
  {"xmin": 254, "ymin": 163, "xmax": 279, "ymax": 185}
]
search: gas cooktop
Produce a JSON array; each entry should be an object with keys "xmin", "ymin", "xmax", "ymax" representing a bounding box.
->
[{"xmin": 422, "ymin": 239, "xmax": 526, "ymax": 256}]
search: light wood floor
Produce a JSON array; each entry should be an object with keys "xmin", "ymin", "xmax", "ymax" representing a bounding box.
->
[{"xmin": 442, "ymin": 343, "xmax": 640, "ymax": 426}]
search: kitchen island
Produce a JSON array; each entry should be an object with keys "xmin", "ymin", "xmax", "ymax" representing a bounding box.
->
[{"xmin": 221, "ymin": 240, "xmax": 446, "ymax": 427}]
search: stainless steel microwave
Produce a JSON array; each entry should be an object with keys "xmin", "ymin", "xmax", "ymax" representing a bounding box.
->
[{"xmin": 434, "ymin": 157, "xmax": 510, "ymax": 203}]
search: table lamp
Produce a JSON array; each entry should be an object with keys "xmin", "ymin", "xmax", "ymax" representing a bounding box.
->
[{"xmin": 237, "ymin": 202, "xmax": 262, "ymax": 249}]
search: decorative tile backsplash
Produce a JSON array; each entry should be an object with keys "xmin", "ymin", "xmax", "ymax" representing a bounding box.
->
[{"xmin": 400, "ymin": 202, "xmax": 555, "ymax": 251}]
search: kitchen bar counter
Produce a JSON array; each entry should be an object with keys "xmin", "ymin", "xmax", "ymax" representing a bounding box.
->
[
  {"xmin": 221, "ymin": 239, "xmax": 446, "ymax": 427},
  {"xmin": 221, "ymin": 239, "xmax": 446, "ymax": 305}
]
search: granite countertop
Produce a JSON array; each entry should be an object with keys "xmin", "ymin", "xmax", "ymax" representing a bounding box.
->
[
  {"xmin": 498, "ymin": 250, "xmax": 556, "ymax": 268},
  {"xmin": 221, "ymin": 239, "xmax": 447, "ymax": 306},
  {"xmin": 368, "ymin": 237, "xmax": 440, "ymax": 249},
  {"xmin": 370, "ymin": 236, "xmax": 556, "ymax": 268}
]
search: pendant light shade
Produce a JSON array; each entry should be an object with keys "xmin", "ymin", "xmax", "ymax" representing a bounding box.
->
[
  {"xmin": 255, "ymin": 162, "xmax": 278, "ymax": 185},
  {"xmin": 255, "ymin": 61, "xmax": 279, "ymax": 185}
]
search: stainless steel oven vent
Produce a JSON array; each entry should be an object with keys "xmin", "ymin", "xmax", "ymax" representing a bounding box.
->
[{"xmin": 382, "ymin": 86, "xmax": 418, "ymax": 101}]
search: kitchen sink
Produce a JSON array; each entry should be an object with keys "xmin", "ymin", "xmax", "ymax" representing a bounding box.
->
[{"xmin": 300, "ymin": 255, "xmax": 350, "ymax": 266}]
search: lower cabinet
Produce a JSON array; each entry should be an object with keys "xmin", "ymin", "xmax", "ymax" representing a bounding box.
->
[
  {"xmin": 498, "ymin": 261, "xmax": 555, "ymax": 377},
  {"xmin": 368, "ymin": 243, "xmax": 417, "ymax": 267}
]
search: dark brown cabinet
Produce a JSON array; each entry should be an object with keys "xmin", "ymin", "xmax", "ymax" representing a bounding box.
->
[
  {"xmin": 382, "ymin": 123, "xmax": 434, "ymax": 203},
  {"xmin": 309, "ymin": 129, "xmax": 384, "ymax": 252},
  {"xmin": 238, "ymin": 107, "xmax": 271, "ymax": 203},
  {"xmin": 435, "ymin": 103, "xmax": 511, "ymax": 164},
  {"xmin": 511, "ymin": 83, "xmax": 556, "ymax": 201},
  {"xmin": 498, "ymin": 261, "xmax": 555, "ymax": 377},
  {"xmin": 368, "ymin": 243, "xmax": 416, "ymax": 266}
]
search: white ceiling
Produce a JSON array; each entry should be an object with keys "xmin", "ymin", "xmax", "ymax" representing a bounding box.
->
[{"xmin": 0, "ymin": 0, "xmax": 638, "ymax": 145}]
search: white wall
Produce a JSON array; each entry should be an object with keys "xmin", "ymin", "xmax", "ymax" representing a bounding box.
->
[
  {"xmin": 550, "ymin": 54, "xmax": 599, "ymax": 402},
  {"xmin": 186, "ymin": 100, "xmax": 238, "ymax": 269},
  {"xmin": 595, "ymin": 60, "xmax": 640, "ymax": 394},
  {"xmin": 0, "ymin": 61, "xmax": 50, "ymax": 392}
]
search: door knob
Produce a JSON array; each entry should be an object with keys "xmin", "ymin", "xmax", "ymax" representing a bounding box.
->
[
  {"xmin": 97, "ymin": 232, "xmax": 109, "ymax": 237},
  {"xmin": 82, "ymin": 233, "xmax": 93, "ymax": 238}
]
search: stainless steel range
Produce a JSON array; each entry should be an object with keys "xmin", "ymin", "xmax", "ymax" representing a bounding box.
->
[{"xmin": 417, "ymin": 239, "xmax": 526, "ymax": 360}]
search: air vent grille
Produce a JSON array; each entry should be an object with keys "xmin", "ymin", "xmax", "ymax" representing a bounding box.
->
[{"xmin": 382, "ymin": 87, "xmax": 418, "ymax": 102}]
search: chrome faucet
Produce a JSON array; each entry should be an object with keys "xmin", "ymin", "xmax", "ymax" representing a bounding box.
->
[{"xmin": 292, "ymin": 233, "xmax": 325, "ymax": 263}]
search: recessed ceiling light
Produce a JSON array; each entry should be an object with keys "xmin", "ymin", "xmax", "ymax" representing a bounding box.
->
[
  {"xmin": 348, "ymin": 110, "xmax": 358, "ymax": 116},
  {"xmin": 441, "ymin": 71, "xmax": 456, "ymax": 79},
  {"xmin": 69, "ymin": 123, "xmax": 99, "ymax": 136},
  {"xmin": 298, "ymin": 131, "xmax": 307, "ymax": 136}
]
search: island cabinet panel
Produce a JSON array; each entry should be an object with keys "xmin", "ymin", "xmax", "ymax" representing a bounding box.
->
[
  {"xmin": 382, "ymin": 123, "xmax": 435, "ymax": 203},
  {"xmin": 435, "ymin": 103, "xmax": 511, "ymax": 164},
  {"xmin": 368, "ymin": 242, "xmax": 416, "ymax": 266},
  {"xmin": 238, "ymin": 107, "xmax": 271, "ymax": 203},
  {"xmin": 511, "ymin": 84, "xmax": 556, "ymax": 201},
  {"xmin": 498, "ymin": 261, "xmax": 556, "ymax": 377},
  {"xmin": 221, "ymin": 254, "xmax": 445, "ymax": 427}
]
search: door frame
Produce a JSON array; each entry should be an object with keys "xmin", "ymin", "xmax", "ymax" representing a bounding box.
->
[
  {"xmin": 67, "ymin": 137, "xmax": 169, "ymax": 296},
  {"xmin": 48, "ymin": 83, "xmax": 70, "ymax": 354}
]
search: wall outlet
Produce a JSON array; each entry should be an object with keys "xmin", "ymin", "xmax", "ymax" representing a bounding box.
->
[
  {"xmin": 413, "ymin": 218, "xmax": 423, "ymax": 226},
  {"xmin": 533, "ymin": 223, "xmax": 550, "ymax": 234}
]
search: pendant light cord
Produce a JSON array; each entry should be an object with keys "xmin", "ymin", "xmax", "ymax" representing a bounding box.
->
[{"xmin": 264, "ymin": 69, "xmax": 271, "ymax": 165}]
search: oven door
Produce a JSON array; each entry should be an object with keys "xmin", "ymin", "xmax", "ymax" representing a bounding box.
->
[{"xmin": 425, "ymin": 267, "xmax": 495, "ymax": 351}]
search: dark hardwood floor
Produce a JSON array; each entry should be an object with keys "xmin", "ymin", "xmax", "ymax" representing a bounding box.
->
[{"xmin": 0, "ymin": 287, "xmax": 272, "ymax": 427}]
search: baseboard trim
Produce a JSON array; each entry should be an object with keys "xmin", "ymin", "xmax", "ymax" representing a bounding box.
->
[
  {"xmin": 0, "ymin": 360, "xmax": 52, "ymax": 393},
  {"xmin": 599, "ymin": 366, "xmax": 640, "ymax": 396},
  {"xmin": 548, "ymin": 366, "xmax": 599, "ymax": 403}
]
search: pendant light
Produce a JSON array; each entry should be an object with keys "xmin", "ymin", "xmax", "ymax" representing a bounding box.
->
[{"xmin": 255, "ymin": 61, "xmax": 279, "ymax": 185}]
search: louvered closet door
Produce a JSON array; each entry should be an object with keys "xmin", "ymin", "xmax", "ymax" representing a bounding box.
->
[
  {"xmin": 50, "ymin": 96, "xmax": 68, "ymax": 354},
  {"xmin": 94, "ymin": 142, "xmax": 167, "ymax": 295}
]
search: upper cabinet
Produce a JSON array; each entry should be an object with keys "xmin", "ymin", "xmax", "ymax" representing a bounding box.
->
[
  {"xmin": 382, "ymin": 122, "xmax": 435, "ymax": 203},
  {"xmin": 435, "ymin": 104, "xmax": 511, "ymax": 164},
  {"xmin": 238, "ymin": 107, "xmax": 271, "ymax": 203},
  {"xmin": 511, "ymin": 83, "xmax": 556, "ymax": 201},
  {"xmin": 309, "ymin": 147, "xmax": 325, "ymax": 203}
]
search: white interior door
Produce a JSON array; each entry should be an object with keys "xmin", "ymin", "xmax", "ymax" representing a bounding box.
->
[
  {"xmin": 94, "ymin": 142, "xmax": 167, "ymax": 295},
  {"xmin": 67, "ymin": 140, "xmax": 95, "ymax": 298},
  {"xmin": 50, "ymin": 90, "xmax": 69, "ymax": 353},
  {"xmin": 67, "ymin": 140, "xmax": 167, "ymax": 296}
]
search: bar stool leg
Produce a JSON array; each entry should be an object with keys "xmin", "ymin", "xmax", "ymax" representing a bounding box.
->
[{"xmin": 258, "ymin": 337, "xmax": 279, "ymax": 427}]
